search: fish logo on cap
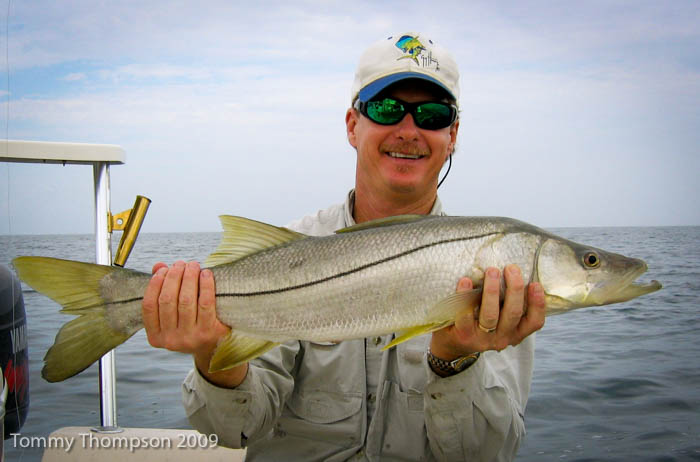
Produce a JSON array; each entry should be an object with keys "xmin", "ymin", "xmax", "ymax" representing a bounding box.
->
[{"xmin": 395, "ymin": 35, "xmax": 426, "ymax": 65}]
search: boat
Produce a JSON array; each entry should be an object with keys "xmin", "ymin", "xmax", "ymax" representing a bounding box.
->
[{"xmin": 1, "ymin": 140, "xmax": 246, "ymax": 461}]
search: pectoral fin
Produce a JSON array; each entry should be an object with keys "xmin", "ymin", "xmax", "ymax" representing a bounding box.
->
[
  {"xmin": 382, "ymin": 288, "xmax": 483, "ymax": 351},
  {"xmin": 382, "ymin": 322, "xmax": 452, "ymax": 351},
  {"xmin": 425, "ymin": 288, "xmax": 483, "ymax": 322},
  {"xmin": 209, "ymin": 332, "xmax": 279, "ymax": 373}
]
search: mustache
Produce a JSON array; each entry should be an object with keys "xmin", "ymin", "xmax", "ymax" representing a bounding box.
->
[{"xmin": 380, "ymin": 142, "xmax": 430, "ymax": 156}]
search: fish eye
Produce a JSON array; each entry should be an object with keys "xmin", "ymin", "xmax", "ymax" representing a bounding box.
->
[{"xmin": 582, "ymin": 251, "xmax": 600, "ymax": 268}]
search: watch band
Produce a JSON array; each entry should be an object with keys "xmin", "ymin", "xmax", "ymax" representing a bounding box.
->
[{"xmin": 427, "ymin": 350, "xmax": 480, "ymax": 377}]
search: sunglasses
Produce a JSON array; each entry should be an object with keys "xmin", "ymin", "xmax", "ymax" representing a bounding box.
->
[{"xmin": 354, "ymin": 97, "xmax": 458, "ymax": 130}]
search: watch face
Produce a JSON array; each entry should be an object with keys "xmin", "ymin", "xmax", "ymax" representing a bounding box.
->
[
  {"xmin": 452, "ymin": 357, "xmax": 470, "ymax": 371},
  {"xmin": 429, "ymin": 351, "xmax": 480, "ymax": 376},
  {"xmin": 451, "ymin": 353, "xmax": 480, "ymax": 371}
]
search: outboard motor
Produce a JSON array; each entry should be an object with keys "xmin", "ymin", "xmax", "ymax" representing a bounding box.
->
[
  {"xmin": 0, "ymin": 265, "xmax": 29, "ymax": 439},
  {"xmin": 0, "ymin": 373, "xmax": 6, "ymax": 461}
]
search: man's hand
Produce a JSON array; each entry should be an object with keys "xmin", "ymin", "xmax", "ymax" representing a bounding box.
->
[
  {"xmin": 142, "ymin": 260, "xmax": 247, "ymax": 387},
  {"xmin": 430, "ymin": 264, "xmax": 546, "ymax": 362}
]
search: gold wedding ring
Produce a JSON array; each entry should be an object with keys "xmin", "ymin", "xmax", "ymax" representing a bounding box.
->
[{"xmin": 478, "ymin": 323, "xmax": 497, "ymax": 334}]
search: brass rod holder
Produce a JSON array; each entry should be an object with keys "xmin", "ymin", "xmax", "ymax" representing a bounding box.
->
[{"xmin": 111, "ymin": 195, "xmax": 151, "ymax": 267}]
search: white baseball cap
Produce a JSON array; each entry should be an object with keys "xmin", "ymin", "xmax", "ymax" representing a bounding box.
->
[{"xmin": 351, "ymin": 33, "xmax": 460, "ymax": 105}]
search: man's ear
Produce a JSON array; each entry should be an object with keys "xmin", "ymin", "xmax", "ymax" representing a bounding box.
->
[
  {"xmin": 448, "ymin": 119, "xmax": 459, "ymax": 155},
  {"xmin": 346, "ymin": 108, "xmax": 359, "ymax": 148}
]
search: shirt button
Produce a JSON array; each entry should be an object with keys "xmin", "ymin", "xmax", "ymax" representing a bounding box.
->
[{"xmin": 373, "ymin": 337, "xmax": 382, "ymax": 346}]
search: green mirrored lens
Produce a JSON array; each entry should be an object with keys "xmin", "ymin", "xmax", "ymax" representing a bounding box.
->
[
  {"xmin": 414, "ymin": 103, "xmax": 452, "ymax": 129},
  {"xmin": 366, "ymin": 99, "xmax": 405, "ymax": 124},
  {"xmin": 362, "ymin": 98, "xmax": 455, "ymax": 129}
]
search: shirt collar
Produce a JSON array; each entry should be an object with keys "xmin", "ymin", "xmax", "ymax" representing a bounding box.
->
[{"xmin": 343, "ymin": 189, "xmax": 445, "ymax": 228}]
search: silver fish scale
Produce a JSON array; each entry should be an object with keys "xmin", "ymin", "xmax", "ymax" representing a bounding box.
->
[
  {"xmin": 211, "ymin": 216, "xmax": 545, "ymax": 342},
  {"xmin": 102, "ymin": 269, "xmax": 151, "ymax": 334}
]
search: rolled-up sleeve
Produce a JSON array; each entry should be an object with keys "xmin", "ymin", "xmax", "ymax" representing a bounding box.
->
[{"xmin": 182, "ymin": 340, "xmax": 300, "ymax": 449}]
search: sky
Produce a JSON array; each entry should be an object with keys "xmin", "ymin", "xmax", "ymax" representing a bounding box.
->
[{"xmin": 0, "ymin": 0, "xmax": 698, "ymax": 235}]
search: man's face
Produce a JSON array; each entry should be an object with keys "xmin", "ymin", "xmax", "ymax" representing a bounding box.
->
[{"xmin": 346, "ymin": 81, "xmax": 459, "ymax": 198}]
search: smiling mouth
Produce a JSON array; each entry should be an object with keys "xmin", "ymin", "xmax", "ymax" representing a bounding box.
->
[{"xmin": 387, "ymin": 151, "xmax": 426, "ymax": 160}]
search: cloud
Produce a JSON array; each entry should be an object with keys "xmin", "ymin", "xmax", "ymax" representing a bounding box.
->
[
  {"xmin": 96, "ymin": 64, "xmax": 212, "ymax": 83},
  {"xmin": 2, "ymin": 0, "xmax": 699, "ymax": 233},
  {"xmin": 6, "ymin": 1, "xmax": 372, "ymax": 70},
  {"xmin": 62, "ymin": 72, "xmax": 86, "ymax": 82}
]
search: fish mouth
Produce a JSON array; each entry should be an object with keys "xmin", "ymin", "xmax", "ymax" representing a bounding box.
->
[
  {"xmin": 589, "ymin": 263, "xmax": 662, "ymax": 306},
  {"xmin": 608, "ymin": 278, "xmax": 662, "ymax": 303}
]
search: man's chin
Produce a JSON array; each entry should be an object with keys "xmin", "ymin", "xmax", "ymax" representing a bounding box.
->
[
  {"xmin": 386, "ymin": 178, "xmax": 419, "ymax": 195},
  {"xmin": 380, "ymin": 169, "xmax": 433, "ymax": 196}
]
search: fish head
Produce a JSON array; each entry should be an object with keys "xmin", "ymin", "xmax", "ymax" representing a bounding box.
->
[
  {"xmin": 395, "ymin": 35, "xmax": 425, "ymax": 55},
  {"xmin": 536, "ymin": 238, "xmax": 662, "ymax": 312}
]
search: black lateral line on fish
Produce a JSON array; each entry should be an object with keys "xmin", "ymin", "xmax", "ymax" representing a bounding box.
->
[
  {"xmin": 218, "ymin": 232, "xmax": 500, "ymax": 298},
  {"xmin": 101, "ymin": 232, "xmax": 500, "ymax": 307}
]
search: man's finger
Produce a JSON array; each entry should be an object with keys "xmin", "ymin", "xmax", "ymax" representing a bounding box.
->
[
  {"xmin": 158, "ymin": 261, "xmax": 185, "ymax": 331},
  {"xmin": 478, "ymin": 267, "xmax": 501, "ymax": 332},
  {"xmin": 151, "ymin": 262, "xmax": 168, "ymax": 275},
  {"xmin": 457, "ymin": 277, "xmax": 473, "ymax": 293},
  {"xmin": 143, "ymin": 266, "xmax": 167, "ymax": 342},
  {"xmin": 197, "ymin": 269, "xmax": 220, "ymax": 330},
  {"xmin": 498, "ymin": 264, "xmax": 526, "ymax": 335},
  {"xmin": 177, "ymin": 262, "xmax": 200, "ymax": 330},
  {"xmin": 518, "ymin": 282, "xmax": 546, "ymax": 338},
  {"xmin": 453, "ymin": 277, "xmax": 475, "ymax": 334}
]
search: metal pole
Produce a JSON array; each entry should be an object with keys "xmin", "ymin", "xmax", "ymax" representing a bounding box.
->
[{"xmin": 93, "ymin": 162, "xmax": 119, "ymax": 431}]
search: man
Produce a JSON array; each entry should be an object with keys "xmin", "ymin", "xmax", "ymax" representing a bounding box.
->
[{"xmin": 143, "ymin": 32, "xmax": 545, "ymax": 461}]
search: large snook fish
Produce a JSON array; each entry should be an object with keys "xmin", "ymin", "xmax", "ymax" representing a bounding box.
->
[{"xmin": 13, "ymin": 215, "xmax": 661, "ymax": 382}]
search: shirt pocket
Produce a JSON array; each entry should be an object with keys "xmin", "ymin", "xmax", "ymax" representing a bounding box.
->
[
  {"xmin": 280, "ymin": 389, "xmax": 363, "ymax": 447},
  {"xmin": 367, "ymin": 380, "xmax": 430, "ymax": 460},
  {"xmin": 295, "ymin": 340, "xmax": 364, "ymax": 394},
  {"xmin": 395, "ymin": 335, "xmax": 430, "ymax": 392},
  {"xmin": 288, "ymin": 389, "xmax": 363, "ymax": 424}
]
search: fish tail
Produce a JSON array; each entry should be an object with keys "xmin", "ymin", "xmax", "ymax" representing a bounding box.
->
[{"xmin": 13, "ymin": 256, "xmax": 147, "ymax": 382}]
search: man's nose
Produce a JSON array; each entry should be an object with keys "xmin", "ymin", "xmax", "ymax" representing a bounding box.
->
[{"xmin": 395, "ymin": 112, "xmax": 420, "ymax": 141}]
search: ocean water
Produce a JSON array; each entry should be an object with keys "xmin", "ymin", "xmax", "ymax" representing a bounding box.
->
[{"xmin": 0, "ymin": 226, "xmax": 698, "ymax": 461}]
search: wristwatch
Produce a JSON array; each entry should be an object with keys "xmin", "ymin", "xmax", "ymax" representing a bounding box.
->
[{"xmin": 427, "ymin": 350, "xmax": 480, "ymax": 377}]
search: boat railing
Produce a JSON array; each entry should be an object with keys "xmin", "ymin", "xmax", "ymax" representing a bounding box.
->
[{"xmin": 1, "ymin": 140, "xmax": 246, "ymax": 461}]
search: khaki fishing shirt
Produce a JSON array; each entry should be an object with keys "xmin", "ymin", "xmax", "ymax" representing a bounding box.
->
[{"xmin": 182, "ymin": 190, "xmax": 535, "ymax": 462}]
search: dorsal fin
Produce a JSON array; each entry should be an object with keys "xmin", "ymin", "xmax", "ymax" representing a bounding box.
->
[
  {"xmin": 205, "ymin": 215, "xmax": 307, "ymax": 267},
  {"xmin": 335, "ymin": 214, "xmax": 426, "ymax": 234}
]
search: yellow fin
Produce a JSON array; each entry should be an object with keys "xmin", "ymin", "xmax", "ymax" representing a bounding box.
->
[
  {"xmin": 209, "ymin": 332, "xmax": 279, "ymax": 373},
  {"xmin": 13, "ymin": 256, "xmax": 118, "ymax": 312},
  {"xmin": 205, "ymin": 215, "xmax": 307, "ymax": 267},
  {"xmin": 335, "ymin": 214, "xmax": 426, "ymax": 234},
  {"xmin": 425, "ymin": 288, "xmax": 483, "ymax": 323},
  {"xmin": 382, "ymin": 288, "xmax": 483, "ymax": 351},
  {"xmin": 382, "ymin": 322, "xmax": 452, "ymax": 351},
  {"xmin": 43, "ymin": 311, "xmax": 135, "ymax": 382},
  {"xmin": 13, "ymin": 256, "xmax": 147, "ymax": 382}
]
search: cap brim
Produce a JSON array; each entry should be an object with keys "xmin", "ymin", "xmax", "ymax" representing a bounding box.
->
[{"xmin": 358, "ymin": 72, "xmax": 455, "ymax": 102}]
